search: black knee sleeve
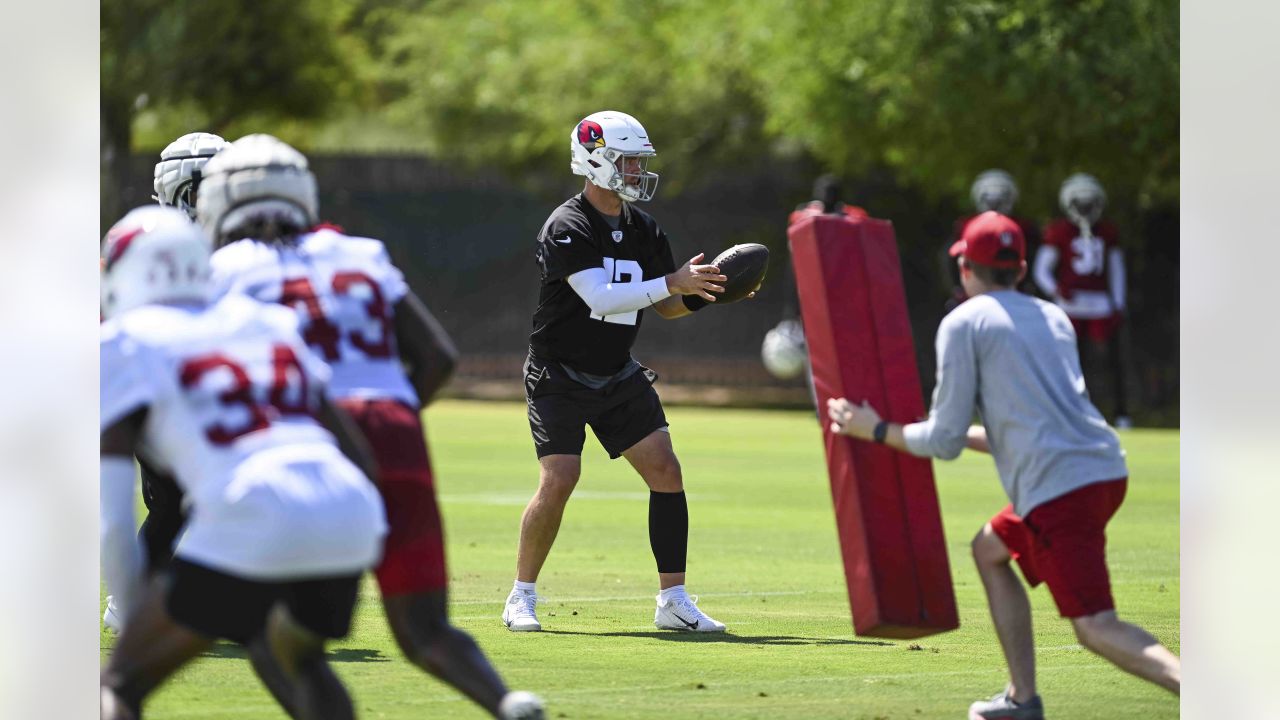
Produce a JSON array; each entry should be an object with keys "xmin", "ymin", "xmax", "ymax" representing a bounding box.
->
[{"xmin": 648, "ymin": 491, "xmax": 688, "ymax": 574}]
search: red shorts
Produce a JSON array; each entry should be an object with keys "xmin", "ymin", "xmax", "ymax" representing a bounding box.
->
[
  {"xmin": 1070, "ymin": 314, "xmax": 1122, "ymax": 344},
  {"xmin": 336, "ymin": 398, "xmax": 447, "ymax": 596},
  {"xmin": 989, "ymin": 478, "xmax": 1127, "ymax": 618}
]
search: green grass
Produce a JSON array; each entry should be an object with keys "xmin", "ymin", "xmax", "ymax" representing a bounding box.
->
[{"xmin": 103, "ymin": 400, "xmax": 1180, "ymax": 719}]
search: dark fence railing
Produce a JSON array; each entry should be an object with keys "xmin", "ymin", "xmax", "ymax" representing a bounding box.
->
[{"xmin": 119, "ymin": 153, "xmax": 1178, "ymax": 425}]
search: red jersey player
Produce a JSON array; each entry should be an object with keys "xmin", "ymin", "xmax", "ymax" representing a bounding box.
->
[{"xmin": 1033, "ymin": 173, "xmax": 1130, "ymax": 427}]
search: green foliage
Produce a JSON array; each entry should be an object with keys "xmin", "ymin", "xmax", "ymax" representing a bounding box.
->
[
  {"xmin": 103, "ymin": 0, "xmax": 359, "ymax": 152},
  {"xmin": 380, "ymin": 0, "xmax": 771, "ymax": 192},
  {"xmin": 379, "ymin": 0, "xmax": 1177, "ymax": 212}
]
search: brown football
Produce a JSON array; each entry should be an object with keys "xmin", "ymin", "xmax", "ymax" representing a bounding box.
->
[{"xmin": 711, "ymin": 243, "xmax": 769, "ymax": 304}]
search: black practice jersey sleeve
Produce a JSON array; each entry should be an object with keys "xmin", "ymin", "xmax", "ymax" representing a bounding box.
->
[{"xmin": 530, "ymin": 194, "xmax": 677, "ymax": 375}]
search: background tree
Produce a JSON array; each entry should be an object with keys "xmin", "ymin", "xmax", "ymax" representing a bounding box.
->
[
  {"xmin": 379, "ymin": 0, "xmax": 1177, "ymax": 219},
  {"xmin": 101, "ymin": 0, "xmax": 354, "ymax": 229}
]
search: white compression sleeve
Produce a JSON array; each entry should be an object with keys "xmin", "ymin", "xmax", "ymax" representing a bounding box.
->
[
  {"xmin": 1107, "ymin": 248, "xmax": 1126, "ymax": 311},
  {"xmin": 1032, "ymin": 245, "xmax": 1059, "ymax": 298},
  {"xmin": 567, "ymin": 267, "xmax": 671, "ymax": 317},
  {"xmin": 101, "ymin": 455, "xmax": 143, "ymax": 625}
]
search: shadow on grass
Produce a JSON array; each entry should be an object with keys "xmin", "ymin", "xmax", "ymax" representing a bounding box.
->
[
  {"xmin": 200, "ymin": 642, "xmax": 389, "ymax": 662},
  {"xmin": 539, "ymin": 630, "xmax": 894, "ymax": 647}
]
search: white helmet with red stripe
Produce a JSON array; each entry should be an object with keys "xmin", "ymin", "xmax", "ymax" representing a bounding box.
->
[
  {"xmin": 569, "ymin": 110, "xmax": 659, "ymax": 202},
  {"xmin": 101, "ymin": 206, "xmax": 212, "ymax": 320}
]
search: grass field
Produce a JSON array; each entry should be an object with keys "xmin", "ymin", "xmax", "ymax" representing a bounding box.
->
[{"xmin": 102, "ymin": 400, "xmax": 1180, "ymax": 719}]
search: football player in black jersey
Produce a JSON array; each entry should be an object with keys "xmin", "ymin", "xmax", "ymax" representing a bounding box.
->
[{"xmin": 502, "ymin": 111, "xmax": 730, "ymax": 633}]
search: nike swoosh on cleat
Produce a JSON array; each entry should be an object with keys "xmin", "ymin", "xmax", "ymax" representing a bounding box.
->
[{"xmin": 670, "ymin": 611, "xmax": 700, "ymax": 630}]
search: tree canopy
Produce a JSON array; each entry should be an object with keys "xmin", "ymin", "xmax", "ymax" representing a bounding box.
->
[
  {"xmin": 380, "ymin": 0, "xmax": 1177, "ymax": 215},
  {"xmin": 106, "ymin": 0, "xmax": 1179, "ymax": 218}
]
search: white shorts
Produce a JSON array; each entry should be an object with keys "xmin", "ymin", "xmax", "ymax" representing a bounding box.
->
[{"xmin": 176, "ymin": 443, "xmax": 387, "ymax": 581}]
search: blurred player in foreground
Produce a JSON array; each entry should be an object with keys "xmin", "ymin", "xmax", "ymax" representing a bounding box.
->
[
  {"xmin": 99, "ymin": 206, "xmax": 387, "ymax": 720},
  {"xmin": 827, "ymin": 212, "xmax": 1179, "ymax": 719},
  {"xmin": 1033, "ymin": 173, "xmax": 1131, "ymax": 427},
  {"xmin": 103, "ymin": 131, "xmax": 230, "ymax": 632},
  {"xmin": 201, "ymin": 134, "xmax": 543, "ymax": 719},
  {"xmin": 504, "ymin": 110, "xmax": 730, "ymax": 634}
]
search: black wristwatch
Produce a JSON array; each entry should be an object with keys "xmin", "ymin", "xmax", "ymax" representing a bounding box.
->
[{"xmin": 872, "ymin": 421, "xmax": 889, "ymax": 444}]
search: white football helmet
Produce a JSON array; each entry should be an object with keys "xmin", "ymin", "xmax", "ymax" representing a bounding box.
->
[
  {"xmin": 196, "ymin": 133, "xmax": 318, "ymax": 247},
  {"xmin": 761, "ymin": 319, "xmax": 808, "ymax": 380},
  {"xmin": 101, "ymin": 206, "xmax": 211, "ymax": 320},
  {"xmin": 1059, "ymin": 173, "xmax": 1107, "ymax": 226},
  {"xmin": 569, "ymin": 110, "xmax": 659, "ymax": 202},
  {"xmin": 152, "ymin": 132, "xmax": 229, "ymax": 219},
  {"xmin": 970, "ymin": 169, "xmax": 1018, "ymax": 215}
]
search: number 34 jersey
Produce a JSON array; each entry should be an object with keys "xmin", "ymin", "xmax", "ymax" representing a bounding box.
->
[
  {"xmin": 210, "ymin": 228, "xmax": 419, "ymax": 408},
  {"xmin": 100, "ymin": 294, "xmax": 386, "ymax": 578}
]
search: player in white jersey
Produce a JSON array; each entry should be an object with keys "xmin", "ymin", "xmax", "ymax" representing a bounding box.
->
[
  {"xmin": 828, "ymin": 212, "xmax": 1178, "ymax": 719},
  {"xmin": 200, "ymin": 134, "xmax": 544, "ymax": 720},
  {"xmin": 99, "ymin": 206, "xmax": 387, "ymax": 720},
  {"xmin": 103, "ymin": 132, "xmax": 235, "ymax": 634}
]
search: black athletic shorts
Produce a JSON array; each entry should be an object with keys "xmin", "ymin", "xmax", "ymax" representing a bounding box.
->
[
  {"xmin": 166, "ymin": 558, "xmax": 361, "ymax": 644},
  {"xmin": 524, "ymin": 352, "xmax": 668, "ymax": 459}
]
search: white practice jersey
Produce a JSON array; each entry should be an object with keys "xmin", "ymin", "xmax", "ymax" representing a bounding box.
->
[
  {"xmin": 100, "ymin": 294, "xmax": 386, "ymax": 580},
  {"xmin": 210, "ymin": 228, "xmax": 419, "ymax": 408}
]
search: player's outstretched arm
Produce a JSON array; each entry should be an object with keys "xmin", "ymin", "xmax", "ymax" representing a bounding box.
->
[
  {"xmin": 101, "ymin": 407, "xmax": 147, "ymax": 626},
  {"xmin": 394, "ymin": 291, "xmax": 459, "ymax": 407},
  {"xmin": 317, "ymin": 396, "xmax": 380, "ymax": 484}
]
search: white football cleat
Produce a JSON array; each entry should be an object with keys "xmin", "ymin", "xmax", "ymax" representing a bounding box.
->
[
  {"xmin": 498, "ymin": 690, "xmax": 546, "ymax": 719},
  {"xmin": 103, "ymin": 596, "xmax": 123, "ymax": 633},
  {"xmin": 655, "ymin": 593, "xmax": 726, "ymax": 633},
  {"xmin": 502, "ymin": 590, "xmax": 542, "ymax": 632}
]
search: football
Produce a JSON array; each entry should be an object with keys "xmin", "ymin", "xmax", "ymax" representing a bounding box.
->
[{"xmin": 711, "ymin": 243, "xmax": 769, "ymax": 304}]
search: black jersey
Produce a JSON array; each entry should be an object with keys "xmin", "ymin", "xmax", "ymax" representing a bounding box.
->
[{"xmin": 530, "ymin": 193, "xmax": 677, "ymax": 375}]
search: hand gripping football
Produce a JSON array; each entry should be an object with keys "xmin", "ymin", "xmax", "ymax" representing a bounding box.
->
[{"xmin": 710, "ymin": 243, "xmax": 769, "ymax": 304}]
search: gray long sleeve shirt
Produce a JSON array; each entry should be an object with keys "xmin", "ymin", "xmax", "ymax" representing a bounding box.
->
[{"xmin": 902, "ymin": 290, "xmax": 1127, "ymax": 516}]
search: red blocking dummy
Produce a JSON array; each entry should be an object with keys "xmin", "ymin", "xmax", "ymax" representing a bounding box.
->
[{"xmin": 789, "ymin": 212, "xmax": 958, "ymax": 638}]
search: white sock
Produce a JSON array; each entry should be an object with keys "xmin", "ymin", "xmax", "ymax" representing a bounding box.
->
[
  {"xmin": 513, "ymin": 580, "xmax": 536, "ymax": 594},
  {"xmin": 659, "ymin": 585, "xmax": 687, "ymax": 603}
]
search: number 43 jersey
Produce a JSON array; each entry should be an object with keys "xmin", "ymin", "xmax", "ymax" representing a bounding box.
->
[
  {"xmin": 100, "ymin": 294, "xmax": 386, "ymax": 578},
  {"xmin": 210, "ymin": 228, "xmax": 419, "ymax": 408},
  {"xmin": 530, "ymin": 193, "xmax": 677, "ymax": 375}
]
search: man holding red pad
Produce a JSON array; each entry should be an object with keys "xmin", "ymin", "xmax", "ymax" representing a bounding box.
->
[{"xmin": 827, "ymin": 211, "xmax": 1179, "ymax": 719}]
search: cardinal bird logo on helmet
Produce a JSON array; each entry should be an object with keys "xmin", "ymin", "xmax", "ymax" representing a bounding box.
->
[{"xmin": 577, "ymin": 120, "xmax": 605, "ymax": 149}]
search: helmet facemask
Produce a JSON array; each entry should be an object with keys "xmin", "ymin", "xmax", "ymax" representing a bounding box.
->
[{"xmin": 606, "ymin": 150, "xmax": 658, "ymax": 203}]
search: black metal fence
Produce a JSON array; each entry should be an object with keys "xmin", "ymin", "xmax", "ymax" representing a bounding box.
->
[{"xmin": 120, "ymin": 153, "xmax": 1179, "ymax": 424}]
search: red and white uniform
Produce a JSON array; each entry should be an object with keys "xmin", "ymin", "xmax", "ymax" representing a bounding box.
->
[
  {"xmin": 210, "ymin": 228, "xmax": 419, "ymax": 408},
  {"xmin": 211, "ymin": 228, "xmax": 448, "ymax": 596},
  {"xmin": 1034, "ymin": 218, "xmax": 1125, "ymax": 321},
  {"xmin": 99, "ymin": 294, "xmax": 387, "ymax": 580}
]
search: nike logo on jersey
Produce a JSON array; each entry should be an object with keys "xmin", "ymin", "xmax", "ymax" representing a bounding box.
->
[
  {"xmin": 671, "ymin": 611, "xmax": 700, "ymax": 630},
  {"xmin": 554, "ymin": 236, "xmax": 572, "ymax": 244}
]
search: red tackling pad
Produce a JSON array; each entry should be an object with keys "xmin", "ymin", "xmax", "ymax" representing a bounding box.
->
[{"xmin": 789, "ymin": 213, "xmax": 958, "ymax": 638}]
